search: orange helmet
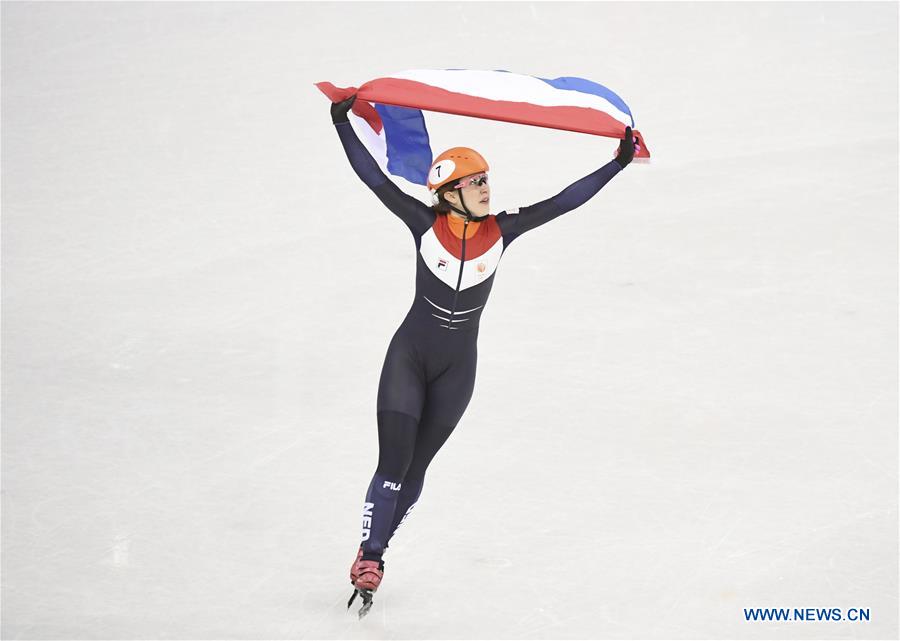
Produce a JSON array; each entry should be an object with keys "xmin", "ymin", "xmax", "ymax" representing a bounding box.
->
[{"xmin": 427, "ymin": 147, "xmax": 489, "ymax": 203}]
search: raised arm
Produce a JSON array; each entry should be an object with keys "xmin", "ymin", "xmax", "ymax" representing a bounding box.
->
[
  {"xmin": 331, "ymin": 96, "xmax": 435, "ymax": 237},
  {"xmin": 497, "ymin": 127, "xmax": 636, "ymax": 244}
]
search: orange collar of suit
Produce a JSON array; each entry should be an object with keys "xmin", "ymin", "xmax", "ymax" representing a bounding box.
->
[{"xmin": 446, "ymin": 213, "xmax": 481, "ymax": 240}]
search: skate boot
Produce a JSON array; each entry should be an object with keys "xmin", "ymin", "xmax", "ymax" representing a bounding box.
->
[
  {"xmin": 355, "ymin": 559, "xmax": 384, "ymax": 591},
  {"xmin": 347, "ymin": 556, "xmax": 385, "ymax": 620},
  {"xmin": 349, "ymin": 546, "xmax": 363, "ymax": 585}
]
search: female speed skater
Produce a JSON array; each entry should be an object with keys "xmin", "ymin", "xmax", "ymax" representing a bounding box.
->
[{"xmin": 330, "ymin": 94, "xmax": 636, "ymax": 617}]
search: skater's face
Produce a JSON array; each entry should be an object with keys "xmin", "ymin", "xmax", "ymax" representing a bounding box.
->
[{"xmin": 444, "ymin": 173, "xmax": 490, "ymax": 218}]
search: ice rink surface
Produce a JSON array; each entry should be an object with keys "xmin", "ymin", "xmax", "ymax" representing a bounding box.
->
[{"xmin": 2, "ymin": 2, "xmax": 897, "ymax": 639}]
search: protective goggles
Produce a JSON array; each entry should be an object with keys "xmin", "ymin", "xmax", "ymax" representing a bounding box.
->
[{"xmin": 453, "ymin": 172, "xmax": 489, "ymax": 189}]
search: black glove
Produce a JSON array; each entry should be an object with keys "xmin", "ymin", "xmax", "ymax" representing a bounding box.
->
[
  {"xmin": 331, "ymin": 95, "xmax": 357, "ymax": 124},
  {"xmin": 614, "ymin": 126, "xmax": 635, "ymax": 169}
]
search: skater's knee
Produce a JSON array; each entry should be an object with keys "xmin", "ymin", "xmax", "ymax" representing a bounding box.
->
[
  {"xmin": 400, "ymin": 469, "xmax": 426, "ymax": 487},
  {"xmin": 375, "ymin": 454, "xmax": 413, "ymax": 480},
  {"xmin": 373, "ymin": 464, "xmax": 410, "ymax": 489}
]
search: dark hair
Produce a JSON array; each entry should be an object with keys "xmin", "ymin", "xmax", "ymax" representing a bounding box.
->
[{"xmin": 432, "ymin": 182, "xmax": 458, "ymax": 213}]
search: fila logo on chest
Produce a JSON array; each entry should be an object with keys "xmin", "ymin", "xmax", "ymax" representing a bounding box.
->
[{"xmin": 421, "ymin": 236, "xmax": 503, "ymax": 291}]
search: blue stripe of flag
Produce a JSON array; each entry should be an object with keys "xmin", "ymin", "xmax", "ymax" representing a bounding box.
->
[
  {"xmin": 537, "ymin": 76, "xmax": 634, "ymax": 127},
  {"xmin": 374, "ymin": 104, "xmax": 433, "ymax": 185}
]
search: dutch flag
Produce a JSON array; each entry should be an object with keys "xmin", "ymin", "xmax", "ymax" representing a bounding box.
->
[{"xmin": 316, "ymin": 68, "xmax": 650, "ymax": 186}]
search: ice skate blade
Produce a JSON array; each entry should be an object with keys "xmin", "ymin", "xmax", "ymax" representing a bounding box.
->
[{"xmin": 356, "ymin": 589, "xmax": 374, "ymax": 619}]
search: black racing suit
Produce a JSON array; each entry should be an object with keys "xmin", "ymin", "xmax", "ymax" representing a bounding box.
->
[{"xmin": 334, "ymin": 120, "xmax": 623, "ymax": 562}]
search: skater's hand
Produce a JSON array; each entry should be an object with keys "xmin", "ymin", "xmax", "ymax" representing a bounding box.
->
[
  {"xmin": 331, "ymin": 95, "xmax": 357, "ymax": 124},
  {"xmin": 614, "ymin": 126, "xmax": 635, "ymax": 169}
]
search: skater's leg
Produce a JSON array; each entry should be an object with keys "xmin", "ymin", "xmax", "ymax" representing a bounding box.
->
[
  {"xmin": 360, "ymin": 410, "xmax": 418, "ymax": 561},
  {"xmin": 358, "ymin": 328, "xmax": 427, "ymax": 562},
  {"xmin": 385, "ymin": 342, "xmax": 477, "ymax": 546}
]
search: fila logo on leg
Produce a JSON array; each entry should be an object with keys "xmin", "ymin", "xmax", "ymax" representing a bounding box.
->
[{"xmin": 382, "ymin": 480, "xmax": 402, "ymax": 491}]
